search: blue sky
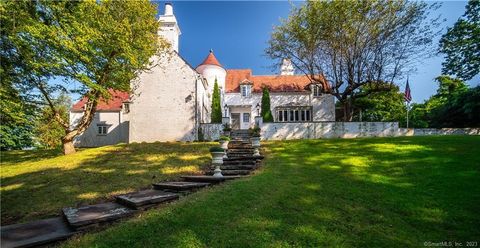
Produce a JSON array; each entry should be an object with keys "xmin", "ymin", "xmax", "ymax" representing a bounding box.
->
[{"xmin": 161, "ymin": 1, "xmax": 478, "ymax": 103}]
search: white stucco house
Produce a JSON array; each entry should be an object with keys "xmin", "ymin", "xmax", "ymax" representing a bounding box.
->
[{"xmin": 70, "ymin": 3, "xmax": 335, "ymax": 147}]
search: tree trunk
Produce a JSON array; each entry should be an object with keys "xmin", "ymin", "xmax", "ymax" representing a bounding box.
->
[
  {"xmin": 342, "ymin": 99, "xmax": 354, "ymax": 122},
  {"xmin": 62, "ymin": 138, "xmax": 76, "ymax": 155}
]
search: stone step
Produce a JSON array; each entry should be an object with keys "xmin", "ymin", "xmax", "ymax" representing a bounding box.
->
[
  {"xmin": 206, "ymin": 170, "xmax": 251, "ymax": 176},
  {"xmin": 63, "ymin": 202, "xmax": 136, "ymax": 230},
  {"xmin": 224, "ymin": 156, "xmax": 260, "ymax": 162},
  {"xmin": 152, "ymin": 181, "xmax": 210, "ymax": 191},
  {"xmin": 227, "ymin": 154, "xmax": 255, "ymax": 158},
  {"xmin": 115, "ymin": 190, "xmax": 179, "ymax": 210},
  {"xmin": 181, "ymin": 175, "xmax": 242, "ymax": 183},
  {"xmin": 1, "ymin": 217, "xmax": 76, "ymax": 248},
  {"xmin": 227, "ymin": 151, "xmax": 254, "ymax": 154},
  {"xmin": 220, "ymin": 164, "xmax": 256, "ymax": 170},
  {"xmin": 228, "ymin": 148, "xmax": 254, "ymax": 152}
]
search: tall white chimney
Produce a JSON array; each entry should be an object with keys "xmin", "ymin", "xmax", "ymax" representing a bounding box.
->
[
  {"xmin": 164, "ymin": 3, "xmax": 173, "ymax": 15},
  {"xmin": 158, "ymin": 3, "xmax": 181, "ymax": 52},
  {"xmin": 280, "ymin": 58, "xmax": 294, "ymax": 75}
]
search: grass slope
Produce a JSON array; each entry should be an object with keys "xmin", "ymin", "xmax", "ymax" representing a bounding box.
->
[
  {"xmin": 62, "ymin": 136, "xmax": 480, "ymax": 247},
  {"xmin": 1, "ymin": 142, "xmax": 213, "ymax": 224}
]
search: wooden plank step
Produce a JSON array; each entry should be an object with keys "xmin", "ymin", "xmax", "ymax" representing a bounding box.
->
[
  {"xmin": 63, "ymin": 202, "xmax": 136, "ymax": 230},
  {"xmin": 115, "ymin": 190, "xmax": 179, "ymax": 210},
  {"xmin": 152, "ymin": 181, "xmax": 210, "ymax": 191},
  {"xmin": 181, "ymin": 175, "xmax": 243, "ymax": 183},
  {"xmin": 0, "ymin": 217, "xmax": 76, "ymax": 248}
]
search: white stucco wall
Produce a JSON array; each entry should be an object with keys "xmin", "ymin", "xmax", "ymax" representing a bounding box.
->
[
  {"xmin": 224, "ymin": 92, "xmax": 335, "ymax": 125},
  {"xmin": 70, "ymin": 111, "xmax": 129, "ymax": 147},
  {"xmin": 397, "ymin": 128, "xmax": 480, "ymax": 136},
  {"xmin": 261, "ymin": 122, "xmax": 399, "ymax": 140},
  {"xmin": 199, "ymin": 123, "xmax": 223, "ymax": 141},
  {"xmin": 129, "ymin": 53, "xmax": 206, "ymax": 142}
]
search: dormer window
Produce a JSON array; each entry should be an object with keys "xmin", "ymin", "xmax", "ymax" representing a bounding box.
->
[
  {"xmin": 240, "ymin": 80, "xmax": 252, "ymax": 97},
  {"xmin": 312, "ymin": 84, "xmax": 322, "ymax": 97},
  {"xmin": 241, "ymin": 85, "xmax": 251, "ymax": 97}
]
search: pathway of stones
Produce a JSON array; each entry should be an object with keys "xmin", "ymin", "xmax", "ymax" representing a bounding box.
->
[{"xmin": 1, "ymin": 130, "xmax": 263, "ymax": 248}]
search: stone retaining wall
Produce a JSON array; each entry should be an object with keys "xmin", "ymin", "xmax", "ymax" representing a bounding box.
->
[
  {"xmin": 199, "ymin": 122, "xmax": 479, "ymax": 141},
  {"xmin": 398, "ymin": 128, "xmax": 480, "ymax": 136},
  {"xmin": 261, "ymin": 122, "xmax": 399, "ymax": 140},
  {"xmin": 199, "ymin": 123, "xmax": 223, "ymax": 141}
]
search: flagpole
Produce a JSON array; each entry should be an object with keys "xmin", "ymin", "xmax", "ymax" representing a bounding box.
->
[{"xmin": 406, "ymin": 102, "xmax": 409, "ymax": 128}]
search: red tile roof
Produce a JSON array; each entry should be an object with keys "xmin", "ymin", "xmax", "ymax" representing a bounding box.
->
[
  {"xmin": 197, "ymin": 50, "xmax": 222, "ymax": 68},
  {"xmin": 225, "ymin": 69, "xmax": 329, "ymax": 93},
  {"xmin": 71, "ymin": 90, "xmax": 129, "ymax": 112}
]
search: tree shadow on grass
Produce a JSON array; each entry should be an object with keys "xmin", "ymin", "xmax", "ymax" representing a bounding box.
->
[
  {"xmin": 60, "ymin": 136, "xmax": 480, "ymax": 247},
  {"xmin": 0, "ymin": 142, "xmax": 214, "ymax": 225}
]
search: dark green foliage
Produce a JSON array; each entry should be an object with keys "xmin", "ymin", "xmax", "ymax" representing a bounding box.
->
[
  {"xmin": 211, "ymin": 80, "xmax": 222, "ymax": 123},
  {"xmin": 0, "ymin": 125, "xmax": 34, "ymax": 150},
  {"xmin": 409, "ymin": 76, "xmax": 478, "ymax": 128},
  {"xmin": 261, "ymin": 87, "xmax": 273, "ymax": 122},
  {"xmin": 0, "ymin": 80, "xmax": 35, "ymax": 150},
  {"xmin": 219, "ymin": 136, "xmax": 230, "ymax": 141},
  {"xmin": 439, "ymin": 0, "xmax": 480, "ymax": 80},
  {"xmin": 429, "ymin": 86, "xmax": 480, "ymax": 127},
  {"xmin": 352, "ymin": 83, "xmax": 406, "ymax": 125},
  {"xmin": 34, "ymin": 93, "xmax": 71, "ymax": 148},
  {"xmin": 222, "ymin": 123, "xmax": 231, "ymax": 131},
  {"xmin": 209, "ymin": 146, "xmax": 224, "ymax": 152}
]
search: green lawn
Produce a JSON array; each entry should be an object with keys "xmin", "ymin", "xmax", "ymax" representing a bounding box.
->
[
  {"xmin": 57, "ymin": 136, "xmax": 479, "ymax": 247},
  {"xmin": 0, "ymin": 142, "xmax": 213, "ymax": 224}
]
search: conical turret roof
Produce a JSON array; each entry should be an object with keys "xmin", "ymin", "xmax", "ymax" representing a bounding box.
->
[{"xmin": 197, "ymin": 50, "xmax": 222, "ymax": 68}]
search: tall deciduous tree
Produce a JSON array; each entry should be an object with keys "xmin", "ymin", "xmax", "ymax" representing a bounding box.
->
[
  {"xmin": 1, "ymin": 0, "xmax": 168, "ymax": 154},
  {"xmin": 261, "ymin": 87, "xmax": 273, "ymax": 122},
  {"xmin": 439, "ymin": 0, "xmax": 480, "ymax": 80},
  {"xmin": 211, "ymin": 79, "xmax": 222, "ymax": 123},
  {"xmin": 266, "ymin": 0, "xmax": 440, "ymax": 120}
]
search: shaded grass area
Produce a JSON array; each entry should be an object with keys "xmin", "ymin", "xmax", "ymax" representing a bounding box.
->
[
  {"xmin": 62, "ymin": 136, "xmax": 479, "ymax": 247},
  {"xmin": 1, "ymin": 142, "xmax": 214, "ymax": 224}
]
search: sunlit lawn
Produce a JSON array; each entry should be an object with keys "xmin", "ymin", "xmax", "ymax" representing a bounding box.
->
[
  {"xmin": 0, "ymin": 142, "xmax": 213, "ymax": 224},
  {"xmin": 60, "ymin": 136, "xmax": 480, "ymax": 247}
]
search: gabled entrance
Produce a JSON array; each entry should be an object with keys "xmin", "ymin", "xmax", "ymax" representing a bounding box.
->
[{"xmin": 228, "ymin": 105, "xmax": 252, "ymax": 130}]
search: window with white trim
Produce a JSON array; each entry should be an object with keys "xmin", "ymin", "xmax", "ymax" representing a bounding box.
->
[
  {"xmin": 97, "ymin": 125, "xmax": 109, "ymax": 135},
  {"xmin": 241, "ymin": 85, "xmax": 251, "ymax": 97},
  {"xmin": 243, "ymin": 113, "xmax": 250, "ymax": 123},
  {"xmin": 312, "ymin": 85, "xmax": 322, "ymax": 97},
  {"xmin": 276, "ymin": 107, "xmax": 312, "ymax": 122}
]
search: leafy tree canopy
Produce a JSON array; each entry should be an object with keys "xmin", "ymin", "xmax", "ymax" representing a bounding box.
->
[
  {"xmin": 410, "ymin": 76, "xmax": 478, "ymax": 128},
  {"xmin": 1, "ymin": 0, "xmax": 168, "ymax": 154},
  {"xmin": 266, "ymin": 0, "xmax": 441, "ymax": 120},
  {"xmin": 352, "ymin": 82, "xmax": 406, "ymax": 124},
  {"xmin": 439, "ymin": 0, "xmax": 480, "ymax": 80}
]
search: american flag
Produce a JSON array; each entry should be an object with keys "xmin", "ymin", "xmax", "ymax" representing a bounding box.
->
[{"xmin": 404, "ymin": 79, "xmax": 412, "ymax": 103}]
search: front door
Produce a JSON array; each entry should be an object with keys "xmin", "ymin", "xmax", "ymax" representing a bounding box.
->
[
  {"xmin": 241, "ymin": 113, "xmax": 250, "ymax": 129},
  {"xmin": 231, "ymin": 113, "xmax": 240, "ymax": 130}
]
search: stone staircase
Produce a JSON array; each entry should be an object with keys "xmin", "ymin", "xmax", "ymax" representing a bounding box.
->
[{"xmin": 1, "ymin": 131, "xmax": 263, "ymax": 248}]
